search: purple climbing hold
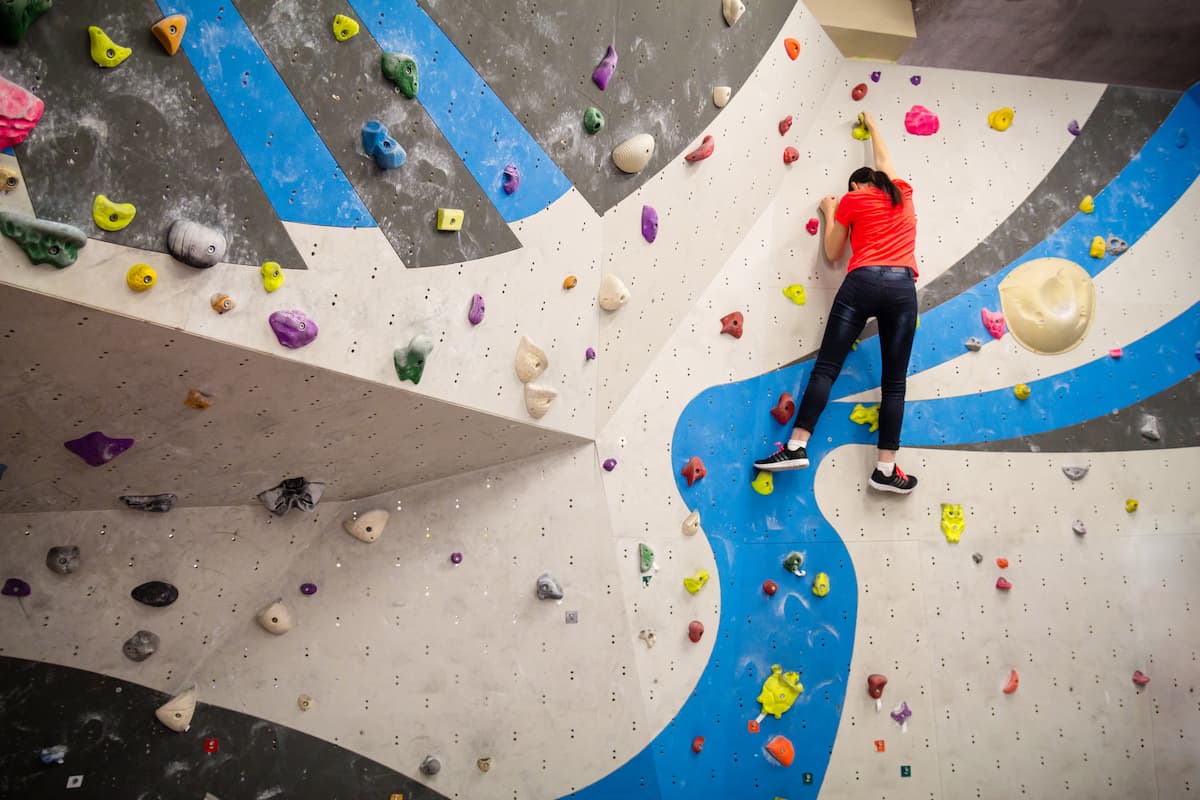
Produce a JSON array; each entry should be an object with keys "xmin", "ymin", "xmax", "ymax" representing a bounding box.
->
[
  {"xmin": 909, "ymin": 75, "xmax": 921, "ymax": 86},
  {"xmin": 503, "ymin": 163, "xmax": 521, "ymax": 195},
  {"xmin": 468, "ymin": 293, "xmax": 486, "ymax": 326},
  {"xmin": 300, "ymin": 582, "xmax": 318, "ymax": 596},
  {"xmin": 1067, "ymin": 119, "xmax": 1081, "ymax": 136},
  {"xmin": 592, "ymin": 45, "xmax": 617, "ymax": 90},
  {"xmin": 2, "ymin": 578, "xmax": 31, "ymax": 597},
  {"xmin": 1177, "ymin": 128, "xmax": 1189, "ymax": 148},
  {"xmin": 890, "ymin": 701, "xmax": 912, "ymax": 725},
  {"xmin": 641, "ymin": 205, "xmax": 658, "ymax": 243},
  {"xmin": 585, "ymin": 347, "xmax": 596, "ymax": 360},
  {"xmin": 64, "ymin": 431, "xmax": 134, "ymax": 467},
  {"xmin": 450, "ymin": 552, "xmax": 463, "ymax": 565},
  {"xmin": 269, "ymin": 310, "xmax": 319, "ymax": 349},
  {"xmin": 870, "ymin": 70, "xmax": 881, "ymax": 83},
  {"xmin": 603, "ymin": 458, "xmax": 617, "ymax": 471}
]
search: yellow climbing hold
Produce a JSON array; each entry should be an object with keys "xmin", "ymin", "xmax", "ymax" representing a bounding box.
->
[
  {"xmin": 88, "ymin": 26, "xmax": 132, "ymax": 68},
  {"xmin": 756, "ymin": 664, "xmax": 803, "ymax": 719},
  {"xmin": 1089, "ymin": 235, "xmax": 1106, "ymax": 258},
  {"xmin": 782, "ymin": 284, "xmax": 807, "ymax": 305},
  {"xmin": 93, "ymin": 195, "xmax": 136, "ymax": 232},
  {"xmin": 332, "ymin": 14, "xmax": 359, "ymax": 42},
  {"xmin": 1013, "ymin": 383, "xmax": 1031, "ymax": 400},
  {"xmin": 1079, "ymin": 195, "xmax": 1095, "ymax": 214},
  {"xmin": 987, "ymin": 107, "xmax": 1014, "ymax": 131},
  {"xmin": 683, "ymin": 569, "xmax": 710, "ymax": 595},
  {"xmin": 126, "ymin": 264, "xmax": 156, "ymax": 292},
  {"xmin": 941, "ymin": 503, "xmax": 965, "ymax": 543},
  {"xmin": 1125, "ymin": 498, "xmax": 1138, "ymax": 513},
  {"xmin": 437, "ymin": 208, "xmax": 464, "ymax": 231},
  {"xmin": 751, "ymin": 470, "xmax": 774, "ymax": 495},
  {"xmin": 811, "ymin": 572, "xmax": 830, "ymax": 597},
  {"xmin": 260, "ymin": 261, "xmax": 284, "ymax": 292},
  {"xmin": 849, "ymin": 403, "xmax": 880, "ymax": 433},
  {"xmin": 851, "ymin": 113, "xmax": 871, "ymax": 141}
]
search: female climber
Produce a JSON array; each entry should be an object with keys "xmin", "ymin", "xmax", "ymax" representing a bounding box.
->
[{"xmin": 754, "ymin": 111, "xmax": 919, "ymax": 494}]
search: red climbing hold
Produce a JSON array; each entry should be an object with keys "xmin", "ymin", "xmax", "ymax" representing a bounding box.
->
[
  {"xmin": 1131, "ymin": 670, "xmax": 1150, "ymax": 686},
  {"xmin": 1003, "ymin": 669, "xmax": 1020, "ymax": 694},
  {"xmin": 688, "ymin": 620, "xmax": 705, "ymax": 642},
  {"xmin": 784, "ymin": 38, "xmax": 800, "ymax": 60},
  {"xmin": 692, "ymin": 736, "xmax": 705, "ymax": 753},
  {"xmin": 779, "ymin": 115, "xmax": 793, "ymax": 136},
  {"xmin": 867, "ymin": 673, "xmax": 888, "ymax": 699},
  {"xmin": 851, "ymin": 83, "xmax": 868, "ymax": 101},
  {"xmin": 720, "ymin": 311, "xmax": 744, "ymax": 338},
  {"xmin": 685, "ymin": 134, "xmax": 715, "ymax": 163},
  {"xmin": 771, "ymin": 392, "xmax": 795, "ymax": 424},
  {"xmin": 996, "ymin": 577, "xmax": 1012, "ymax": 591},
  {"xmin": 762, "ymin": 579, "xmax": 778, "ymax": 596},
  {"xmin": 783, "ymin": 146, "xmax": 799, "ymax": 164},
  {"xmin": 204, "ymin": 738, "xmax": 219, "ymax": 753},
  {"xmin": 805, "ymin": 217, "xmax": 819, "ymax": 235},
  {"xmin": 682, "ymin": 456, "xmax": 706, "ymax": 486},
  {"xmin": 765, "ymin": 734, "xmax": 795, "ymax": 767}
]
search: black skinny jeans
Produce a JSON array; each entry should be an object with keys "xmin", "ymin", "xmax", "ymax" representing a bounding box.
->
[{"xmin": 794, "ymin": 266, "xmax": 918, "ymax": 451}]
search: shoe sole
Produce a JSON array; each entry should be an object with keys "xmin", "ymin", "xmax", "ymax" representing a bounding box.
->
[
  {"xmin": 756, "ymin": 459, "xmax": 810, "ymax": 472},
  {"xmin": 868, "ymin": 478, "xmax": 914, "ymax": 494}
]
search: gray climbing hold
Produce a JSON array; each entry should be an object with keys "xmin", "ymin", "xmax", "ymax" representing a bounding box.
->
[
  {"xmin": 1139, "ymin": 414, "xmax": 1161, "ymax": 441},
  {"xmin": 1106, "ymin": 234, "xmax": 1129, "ymax": 255},
  {"xmin": 123, "ymin": 629, "xmax": 160, "ymax": 661},
  {"xmin": 1072, "ymin": 519, "xmax": 1087, "ymax": 536},
  {"xmin": 971, "ymin": 552, "xmax": 984, "ymax": 564},
  {"xmin": 119, "ymin": 493, "xmax": 177, "ymax": 513},
  {"xmin": 258, "ymin": 477, "xmax": 325, "ymax": 516},
  {"xmin": 166, "ymin": 219, "xmax": 227, "ymax": 269},
  {"xmin": 535, "ymin": 572, "xmax": 564, "ymax": 600},
  {"xmin": 419, "ymin": 755, "xmax": 441, "ymax": 776},
  {"xmin": 1062, "ymin": 465, "xmax": 1089, "ymax": 481},
  {"xmin": 131, "ymin": 580, "xmax": 178, "ymax": 607},
  {"xmin": 964, "ymin": 337, "xmax": 983, "ymax": 352},
  {"xmin": 45, "ymin": 546, "xmax": 80, "ymax": 575}
]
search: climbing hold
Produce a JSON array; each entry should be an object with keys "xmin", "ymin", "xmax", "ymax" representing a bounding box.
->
[
  {"xmin": 688, "ymin": 620, "xmax": 704, "ymax": 642},
  {"xmin": 1003, "ymin": 669, "xmax": 1019, "ymax": 694},
  {"xmin": 722, "ymin": 0, "xmax": 746, "ymax": 25},
  {"xmin": 910, "ymin": 75, "xmax": 922, "ymax": 85},
  {"xmin": 720, "ymin": 311, "xmax": 743, "ymax": 338},
  {"xmin": 92, "ymin": 194, "xmax": 136, "ymax": 232},
  {"xmin": 869, "ymin": 71, "xmax": 882, "ymax": 84},
  {"xmin": 269, "ymin": 310, "xmax": 319, "ymax": 349},
  {"xmin": 418, "ymin": 755, "xmax": 441, "ymax": 776},
  {"xmin": 502, "ymin": 163, "xmax": 520, "ymax": 195},
  {"xmin": 167, "ymin": 219, "xmax": 226, "ymax": 268},
  {"xmin": 713, "ymin": 86, "xmax": 732, "ymax": 107},
  {"xmin": 1131, "ymin": 670, "xmax": 1150, "ymax": 686},
  {"xmin": 1106, "ymin": 234, "xmax": 1128, "ymax": 255},
  {"xmin": 515, "ymin": 335, "xmax": 549, "ymax": 383},
  {"xmin": 381, "ymin": 53, "xmax": 418, "ymax": 98},
  {"xmin": 684, "ymin": 570, "xmax": 710, "ymax": 594},
  {"xmin": 131, "ymin": 581, "xmax": 179, "ymax": 607},
  {"xmin": 783, "ymin": 37, "xmax": 800, "ymax": 60},
  {"xmin": 256, "ymin": 599, "xmax": 293, "ymax": 635},
  {"xmin": 297, "ymin": 694, "xmax": 313, "ymax": 711},
  {"xmin": 122, "ymin": 630, "xmax": 159, "ymax": 662},
  {"xmin": 0, "ymin": 1, "xmax": 52, "ymax": 45},
  {"xmin": 996, "ymin": 557, "xmax": 1009, "ymax": 569},
  {"xmin": 851, "ymin": 83, "xmax": 868, "ymax": 101},
  {"xmin": 764, "ymin": 735, "xmax": 795, "ymax": 767},
  {"xmin": 468, "ymin": 293, "xmax": 486, "ymax": 326},
  {"xmin": 771, "ymin": 393, "xmax": 795, "ymax": 425},
  {"xmin": 603, "ymin": 458, "xmax": 618, "ymax": 472},
  {"xmin": 585, "ymin": 347, "xmax": 596, "ymax": 360},
  {"xmin": 972, "ymin": 552, "xmax": 984, "ymax": 564},
  {"xmin": 477, "ymin": 757, "xmax": 493, "ymax": 772},
  {"xmin": 867, "ymin": 673, "xmax": 888, "ymax": 699},
  {"xmin": 783, "ymin": 146, "xmax": 799, "ymax": 164},
  {"xmin": 1078, "ymin": 194, "xmax": 1095, "ymax": 214},
  {"xmin": 998, "ymin": 257, "xmax": 1096, "ymax": 355},
  {"xmin": 257, "ymin": 477, "xmax": 325, "ymax": 516},
  {"xmin": 681, "ymin": 456, "xmax": 706, "ymax": 486},
  {"xmin": 1139, "ymin": 414, "xmax": 1161, "ymax": 441},
  {"xmin": 1072, "ymin": 519, "xmax": 1087, "ymax": 536},
  {"xmin": 612, "ymin": 133, "xmax": 655, "ymax": 174},
  {"xmin": 805, "ymin": 217, "xmax": 819, "ymax": 235},
  {"xmin": 562, "ymin": 275, "xmax": 578, "ymax": 290},
  {"xmin": 332, "ymin": 13, "xmax": 359, "ymax": 41},
  {"xmin": 126, "ymin": 264, "xmax": 156, "ymax": 292},
  {"xmin": 691, "ymin": 736, "xmax": 704, "ymax": 754},
  {"xmin": 1013, "ymin": 383, "xmax": 1031, "ymax": 400},
  {"xmin": 261, "ymin": 261, "xmax": 283, "ymax": 292},
  {"xmin": 46, "ymin": 546, "xmax": 81, "ymax": 575},
  {"xmin": 343, "ymin": 509, "xmax": 389, "ymax": 543},
  {"xmin": 981, "ymin": 308, "xmax": 1006, "ymax": 339},
  {"xmin": 598, "ymin": 273, "xmax": 630, "ymax": 311},
  {"xmin": 852, "ymin": 112, "xmax": 871, "ymax": 141},
  {"xmin": 2, "ymin": 578, "xmax": 31, "ymax": 597},
  {"xmin": 941, "ymin": 504, "xmax": 965, "ymax": 543},
  {"xmin": 0, "ymin": 166, "xmax": 19, "ymax": 191},
  {"xmin": 1125, "ymin": 498, "xmax": 1138, "ymax": 513},
  {"xmin": 583, "ymin": 106, "xmax": 605, "ymax": 135},
  {"xmin": 996, "ymin": 577, "xmax": 1012, "ymax": 591},
  {"xmin": 592, "ymin": 45, "xmax": 618, "ymax": 90},
  {"xmin": 1176, "ymin": 128, "xmax": 1189, "ymax": 148},
  {"xmin": 151, "ymin": 15, "xmax": 187, "ymax": 55},
  {"xmin": 685, "ymin": 134, "xmax": 716, "ymax": 164},
  {"xmin": 300, "ymin": 583, "xmax": 318, "ymax": 595},
  {"xmin": 394, "ymin": 335, "xmax": 434, "ymax": 384},
  {"xmin": 751, "ymin": 470, "xmax": 774, "ymax": 495},
  {"xmin": 1067, "ymin": 119, "xmax": 1081, "ymax": 136},
  {"xmin": 64, "ymin": 431, "xmax": 134, "ymax": 467},
  {"xmin": 640, "ymin": 205, "xmax": 659, "ymax": 243},
  {"xmin": 890, "ymin": 701, "xmax": 912, "ymax": 727},
  {"xmin": 682, "ymin": 510, "xmax": 701, "ymax": 536},
  {"xmin": 88, "ymin": 26, "xmax": 132, "ymax": 68},
  {"xmin": 812, "ymin": 572, "xmax": 830, "ymax": 597},
  {"xmin": 39, "ymin": 745, "xmax": 67, "ymax": 765},
  {"xmin": 361, "ymin": 121, "xmax": 407, "ymax": 169},
  {"xmin": 964, "ymin": 337, "xmax": 983, "ymax": 352},
  {"xmin": 1089, "ymin": 236, "xmax": 1106, "ymax": 258},
  {"xmin": 782, "ymin": 284, "xmax": 806, "ymax": 305},
  {"xmin": 184, "ymin": 389, "xmax": 212, "ymax": 410},
  {"xmin": 119, "ymin": 494, "xmax": 176, "ymax": 512},
  {"xmin": 524, "ymin": 383, "xmax": 558, "ymax": 419},
  {"xmin": 434, "ymin": 207, "xmax": 463, "ymax": 232},
  {"xmin": 535, "ymin": 572, "xmax": 564, "ymax": 600},
  {"xmin": 638, "ymin": 543, "xmax": 654, "ymax": 573},
  {"xmin": 450, "ymin": 552, "xmax": 463, "ymax": 565},
  {"xmin": 987, "ymin": 107, "xmax": 1014, "ymax": 131},
  {"xmin": 758, "ymin": 664, "xmax": 803, "ymax": 718},
  {"xmin": 779, "ymin": 115, "xmax": 793, "ymax": 136},
  {"xmin": 210, "ymin": 294, "xmax": 235, "ymax": 314},
  {"xmin": 0, "ymin": 211, "xmax": 87, "ymax": 268},
  {"xmin": 904, "ymin": 105, "xmax": 940, "ymax": 136},
  {"xmin": 762, "ymin": 579, "xmax": 778, "ymax": 595},
  {"xmin": 850, "ymin": 403, "xmax": 880, "ymax": 433},
  {"xmin": 639, "ymin": 629, "xmax": 657, "ymax": 648},
  {"xmin": 783, "ymin": 551, "xmax": 804, "ymax": 576},
  {"xmin": 155, "ymin": 686, "xmax": 198, "ymax": 732}
]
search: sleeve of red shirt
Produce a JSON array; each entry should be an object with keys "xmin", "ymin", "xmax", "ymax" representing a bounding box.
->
[{"xmin": 834, "ymin": 192, "xmax": 856, "ymax": 227}]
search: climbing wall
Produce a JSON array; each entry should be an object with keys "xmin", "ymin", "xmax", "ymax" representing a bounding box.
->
[{"xmin": 1, "ymin": 0, "xmax": 1199, "ymax": 798}]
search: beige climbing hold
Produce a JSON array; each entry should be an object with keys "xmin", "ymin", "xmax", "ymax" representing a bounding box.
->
[
  {"xmin": 713, "ymin": 86, "xmax": 732, "ymax": 107},
  {"xmin": 155, "ymin": 685, "xmax": 198, "ymax": 732},
  {"xmin": 722, "ymin": 0, "xmax": 746, "ymax": 26},
  {"xmin": 998, "ymin": 257, "xmax": 1095, "ymax": 355},
  {"xmin": 598, "ymin": 273, "xmax": 630, "ymax": 311},
  {"xmin": 297, "ymin": 694, "xmax": 314, "ymax": 711},
  {"xmin": 682, "ymin": 509, "xmax": 701, "ymax": 536},
  {"xmin": 515, "ymin": 335, "xmax": 549, "ymax": 383},
  {"xmin": 0, "ymin": 166, "xmax": 20, "ymax": 192},
  {"xmin": 343, "ymin": 509, "xmax": 389, "ymax": 543},
  {"xmin": 612, "ymin": 133, "xmax": 655, "ymax": 174},
  {"xmin": 256, "ymin": 599, "xmax": 293, "ymax": 635},
  {"xmin": 524, "ymin": 383, "xmax": 558, "ymax": 419}
]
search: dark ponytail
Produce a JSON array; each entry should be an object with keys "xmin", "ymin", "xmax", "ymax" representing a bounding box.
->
[{"xmin": 848, "ymin": 166, "xmax": 902, "ymax": 207}]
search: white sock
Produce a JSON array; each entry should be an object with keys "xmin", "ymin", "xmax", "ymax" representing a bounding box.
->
[
  {"xmin": 877, "ymin": 460, "xmax": 895, "ymax": 475},
  {"xmin": 787, "ymin": 437, "xmax": 808, "ymax": 451}
]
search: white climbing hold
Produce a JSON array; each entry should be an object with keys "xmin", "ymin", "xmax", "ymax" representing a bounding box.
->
[
  {"xmin": 343, "ymin": 509, "xmax": 389, "ymax": 543},
  {"xmin": 155, "ymin": 686, "xmax": 198, "ymax": 732},
  {"xmin": 612, "ymin": 133, "xmax": 655, "ymax": 174},
  {"xmin": 598, "ymin": 273, "xmax": 630, "ymax": 311},
  {"xmin": 682, "ymin": 509, "xmax": 701, "ymax": 536},
  {"xmin": 722, "ymin": 0, "xmax": 746, "ymax": 26},
  {"xmin": 1139, "ymin": 414, "xmax": 1161, "ymax": 441},
  {"xmin": 515, "ymin": 335, "xmax": 549, "ymax": 383},
  {"xmin": 256, "ymin": 599, "xmax": 293, "ymax": 635},
  {"xmin": 524, "ymin": 383, "xmax": 558, "ymax": 419},
  {"xmin": 713, "ymin": 86, "xmax": 732, "ymax": 107}
]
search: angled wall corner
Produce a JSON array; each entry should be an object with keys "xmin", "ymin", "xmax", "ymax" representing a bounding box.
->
[{"xmin": 804, "ymin": 0, "xmax": 917, "ymax": 61}]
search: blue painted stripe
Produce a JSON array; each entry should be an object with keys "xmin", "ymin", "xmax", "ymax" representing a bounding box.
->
[
  {"xmin": 158, "ymin": 1, "xmax": 374, "ymax": 228},
  {"xmin": 345, "ymin": 0, "xmax": 572, "ymax": 222},
  {"xmin": 1, "ymin": 147, "xmax": 13, "ymax": 156}
]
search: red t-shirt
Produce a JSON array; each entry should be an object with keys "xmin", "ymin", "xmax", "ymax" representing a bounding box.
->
[{"xmin": 834, "ymin": 177, "xmax": 917, "ymax": 276}]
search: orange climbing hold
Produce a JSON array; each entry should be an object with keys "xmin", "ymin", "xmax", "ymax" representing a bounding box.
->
[
  {"xmin": 682, "ymin": 456, "xmax": 707, "ymax": 486},
  {"xmin": 151, "ymin": 15, "xmax": 187, "ymax": 56},
  {"xmin": 720, "ymin": 311, "xmax": 743, "ymax": 338},
  {"xmin": 1003, "ymin": 669, "xmax": 1020, "ymax": 694},
  {"xmin": 685, "ymin": 134, "xmax": 715, "ymax": 163},
  {"xmin": 996, "ymin": 557, "xmax": 1009, "ymax": 568},
  {"xmin": 764, "ymin": 735, "xmax": 795, "ymax": 767},
  {"xmin": 784, "ymin": 37, "xmax": 800, "ymax": 60},
  {"xmin": 562, "ymin": 275, "xmax": 577, "ymax": 289}
]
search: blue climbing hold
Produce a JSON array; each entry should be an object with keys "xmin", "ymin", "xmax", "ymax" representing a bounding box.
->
[{"xmin": 361, "ymin": 120, "xmax": 406, "ymax": 169}]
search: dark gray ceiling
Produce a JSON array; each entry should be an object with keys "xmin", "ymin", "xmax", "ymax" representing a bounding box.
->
[{"xmin": 899, "ymin": 0, "xmax": 1200, "ymax": 91}]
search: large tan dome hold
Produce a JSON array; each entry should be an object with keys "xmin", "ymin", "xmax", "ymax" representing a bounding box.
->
[
  {"xmin": 612, "ymin": 133, "xmax": 655, "ymax": 174},
  {"xmin": 998, "ymin": 257, "xmax": 1096, "ymax": 355}
]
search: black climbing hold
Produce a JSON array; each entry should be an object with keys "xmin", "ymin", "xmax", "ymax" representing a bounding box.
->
[
  {"xmin": 45, "ymin": 546, "xmax": 81, "ymax": 575},
  {"xmin": 119, "ymin": 493, "xmax": 177, "ymax": 513},
  {"xmin": 131, "ymin": 581, "xmax": 179, "ymax": 607},
  {"xmin": 2, "ymin": 577, "xmax": 31, "ymax": 597},
  {"xmin": 258, "ymin": 477, "xmax": 325, "ymax": 517}
]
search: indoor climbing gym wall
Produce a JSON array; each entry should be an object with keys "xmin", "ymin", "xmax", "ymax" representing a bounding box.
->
[{"xmin": 0, "ymin": 0, "xmax": 1197, "ymax": 798}]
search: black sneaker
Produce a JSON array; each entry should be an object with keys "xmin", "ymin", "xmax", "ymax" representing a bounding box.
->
[
  {"xmin": 868, "ymin": 464, "xmax": 917, "ymax": 494},
  {"xmin": 754, "ymin": 444, "xmax": 809, "ymax": 472}
]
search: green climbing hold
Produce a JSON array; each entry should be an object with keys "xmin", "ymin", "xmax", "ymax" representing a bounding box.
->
[
  {"xmin": 381, "ymin": 53, "xmax": 418, "ymax": 99},
  {"xmin": 0, "ymin": 211, "xmax": 86, "ymax": 268},
  {"xmin": 638, "ymin": 543, "xmax": 654, "ymax": 573},
  {"xmin": 393, "ymin": 334, "xmax": 433, "ymax": 384},
  {"xmin": 584, "ymin": 106, "xmax": 605, "ymax": 135},
  {"xmin": 0, "ymin": 0, "xmax": 52, "ymax": 46}
]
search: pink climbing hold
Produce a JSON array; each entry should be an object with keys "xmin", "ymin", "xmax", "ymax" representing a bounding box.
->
[
  {"xmin": 592, "ymin": 45, "xmax": 618, "ymax": 90},
  {"xmin": 1131, "ymin": 670, "xmax": 1150, "ymax": 686},
  {"xmin": 778, "ymin": 115, "xmax": 793, "ymax": 136},
  {"xmin": 682, "ymin": 456, "xmax": 706, "ymax": 487},
  {"xmin": 771, "ymin": 392, "xmax": 795, "ymax": 425},
  {"xmin": 995, "ymin": 577, "xmax": 1012, "ymax": 591},
  {"xmin": 0, "ymin": 76, "xmax": 45, "ymax": 150},
  {"xmin": 981, "ymin": 309, "xmax": 1007, "ymax": 339},
  {"xmin": 1109, "ymin": 348, "xmax": 1123, "ymax": 359},
  {"xmin": 904, "ymin": 105, "xmax": 940, "ymax": 136},
  {"xmin": 805, "ymin": 218, "xmax": 819, "ymax": 235},
  {"xmin": 783, "ymin": 146, "xmax": 799, "ymax": 164},
  {"xmin": 685, "ymin": 134, "xmax": 715, "ymax": 163}
]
